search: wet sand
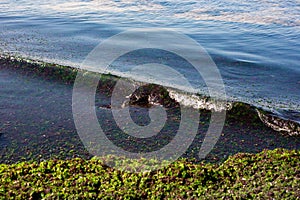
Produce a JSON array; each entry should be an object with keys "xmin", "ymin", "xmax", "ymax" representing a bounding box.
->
[{"xmin": 0, "ymin": 57, "xmax": 299, "ymax": 164}]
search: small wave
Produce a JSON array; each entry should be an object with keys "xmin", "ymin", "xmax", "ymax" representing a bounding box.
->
[
  {"xmin": 257, "ymin": 110, "xmax": 300, "ymax": 136},
  {"xmin": 167, "ymin": 89, "xmax": 231, "ymax": 112},
  {"xmin": 166, "ymin": 88, "xmax": 300, "ymax": 136},
  {"xmin": 1, "ymin": 54, "xmax": 299, "ymax": 137},
  {"xmin": 119, "ymin": 82, "xmax": 300, "ymax": 136}
]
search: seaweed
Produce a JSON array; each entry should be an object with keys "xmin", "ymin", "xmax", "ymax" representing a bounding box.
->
[{"xmin": 0, "ymin": 149, "xmax": 299, "ymax": 199}]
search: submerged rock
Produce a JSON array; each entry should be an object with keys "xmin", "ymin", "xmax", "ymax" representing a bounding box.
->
[{"xmin": 128, "ymin": 84, "xmax": 178, "ymax": 108}]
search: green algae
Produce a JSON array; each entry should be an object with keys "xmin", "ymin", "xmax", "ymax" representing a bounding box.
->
[{"xmin": 0, "ymin": 149, "xmax": 299, "ymax": 199}]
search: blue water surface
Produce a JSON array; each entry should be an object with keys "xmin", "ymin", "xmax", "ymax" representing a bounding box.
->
[{"xmin": 0, "ymin": 0, "xmax": 299, "ymax": 122}]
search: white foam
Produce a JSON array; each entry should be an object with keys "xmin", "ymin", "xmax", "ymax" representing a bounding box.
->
[{"xmin": 168, "ymin": 89, "xmax": 232, "ymax": 112}]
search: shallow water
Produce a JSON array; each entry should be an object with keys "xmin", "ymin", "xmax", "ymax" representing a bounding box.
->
[
  {"xmin": 0, "ymin": 0, "xmax": 299, "ymax": 122},
  {"xmin": 0, "ymin": 61, "xmax": 299, "ymax": 164}
]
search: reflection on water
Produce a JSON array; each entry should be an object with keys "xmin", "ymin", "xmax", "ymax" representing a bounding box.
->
[{"xmin": 2, "ymin": 0, "xmax": 299, "ymax": 26}]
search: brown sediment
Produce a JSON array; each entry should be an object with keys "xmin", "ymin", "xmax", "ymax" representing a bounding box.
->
[{"xmin": 0, "ymin": 56, "xmax": 299, "ymax": 164}]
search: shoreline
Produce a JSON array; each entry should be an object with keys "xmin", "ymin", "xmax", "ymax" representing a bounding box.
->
[
  {"xmin": 0, "ymin": 55, "xmax": 299, "ymax": 164},
  {"xmin": 1, "ymin": 54, "xmax": 299, "ymax": 135}
]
